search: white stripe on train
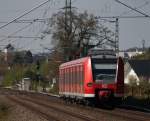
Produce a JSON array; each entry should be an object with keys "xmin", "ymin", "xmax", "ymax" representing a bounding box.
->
[{"xmin": 59, "ymin": 92, "xmax": 95, "ymax": 97}]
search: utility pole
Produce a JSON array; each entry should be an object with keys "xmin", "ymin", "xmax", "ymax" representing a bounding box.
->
[
  {"xmin": 142, "ymin": 39, "xmax": 145, "ymax": 52},
  {"xmin": 115, "ymin": 18, "xmax": 119, "ymax": 55},
  {"xmin": 65, "ymin": 0, "xmax": 72, "ymax": 35},
  {"xmin": 64, "ymin": 0, "xmax": 72, "ymax": 60},
  {"xmin": 95, "ymin": 16, "xmax": 120, "ymax": 55},
  {"xmin": 69, "ymin": 0, "xmax": 72, "ymax": 35},
  {"xmin": 65, "ymin": 0, "xmax": 67, "ymax": 32}
]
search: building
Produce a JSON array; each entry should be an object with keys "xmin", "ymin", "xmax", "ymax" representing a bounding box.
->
[
  {"xmin": 2, "ymin": 44, "xmax": 15, "ymax": 63},
  {"xmin": 124, "ymin": 60, "xmax": 150, "ymax": 85},
  {"xmin": 119, "ymin": 49, "xmax": 143, "ymax": 59},
  {"xmin": 16, "ymin": 78, "xmax": 31, "ymax": 91}
]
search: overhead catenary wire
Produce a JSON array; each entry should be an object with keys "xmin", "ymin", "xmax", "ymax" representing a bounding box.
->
[
  {"xmin": 119, "ymin": 1, "xmax": 149, "ymax": 16},
  {"xmin": 0, "ymin": 17, "xmax": 52, "ymax": 43},
  {"xmin": 0, "ymin": 0, "xmax": 55, "ymax": 52},
  {"xmin": 32, "ymin": 3, "xmax": 52, "ymax": 42},
  {"xmin": 115, "ymin": 0, "xmax": 150, "ymax": 18},
  {"xmin": 95, "ymin": 0, "xmax": 150, "ymax": 53},
  {"xmin": 0, "ymin": 23, "xmax": 33, "ymax": 42},
  {"xmin": 0, "ymin": 19, "xmax": 45, "ymax": 24},
  {"xmin": 0, "ymin": 36, "xmax": 42, "ymax": 39},
  {"xmin": 0, "ymin": 0, "xmax": 51, "ymax": 30},
  {"xmin": 29, "ymin": 3, "xmax": 52, "ymax": 53},
  {"xmin": 0, "ymin": 0, "xmax": 53, "ymax": 45},
  {"xmin": 96, "ymin": 0, "xmax": 150, "ymax": 20},
  {"xmin": 95, "ymin": 15, "xmax": 150, "ymax": 19}
]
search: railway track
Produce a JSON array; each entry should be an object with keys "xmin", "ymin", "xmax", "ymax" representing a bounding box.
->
[
  {"xmin": 7, "ymin": 96, "xmax": 61, "ymax": 121},
  {"xmin": 1, "ymin": 88, "xmax": 150, "ymax": 121},
  {"xmin": 25, "ymin": 91, "xmax": 150, "ymax": 121},
  {"xmin": 85, "ymin": 105, "xmax": 150, "ymax": 121},
  {"xmin": 7, "ymin": 95, "xmax": 100, "ymax": 121}
]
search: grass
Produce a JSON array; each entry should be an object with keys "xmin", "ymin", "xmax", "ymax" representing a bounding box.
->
[
  {"xmin": 123, "ymin": 96, "xmax": 150, "ymax": 109},
  {"xmin": 0, "ymin": 103, "xmax": 9, "ymax": 120}
]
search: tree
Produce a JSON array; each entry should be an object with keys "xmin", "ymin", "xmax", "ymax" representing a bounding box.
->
[
  {"xmin": 13, "ymin": 52, "xmax": 24, "ymax": 64},
  {"xmin": 139, "ymin": 79, "xmax": 150, "ymax": 99},
  {"xmin": 2, "ymin": 65, "xmax": 23, "ymax": 86},
  {"xmin": 128, "ymin": 75, "xmax": 137, "ymax": 96},
  {"xmin": 132, "ymin": 48, "xmax": 150, "ymax": 60},
  {"xmin": 2, "ymin": 70, "xmax": 15, "ymax": 86},
  {"xmin": 23, "ymin": 68, "xmax": 36, "ymax": 79},
  {"xmin": 45, "ymin": 10, "xmax": 115, "ymax": 60},
  {"xmin": 24, "ymin": 50, "xmax": 33, "ymax": 64}
]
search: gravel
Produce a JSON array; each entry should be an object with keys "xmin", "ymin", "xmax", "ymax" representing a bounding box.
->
[{"xmin": 0, "ymin": 95, "xmax": 49, "ymax": 121}]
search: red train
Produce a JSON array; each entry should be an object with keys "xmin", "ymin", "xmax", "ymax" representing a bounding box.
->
[{"xmin": 59, "ymin": 50, "xmax": 124, "ymax": 106}]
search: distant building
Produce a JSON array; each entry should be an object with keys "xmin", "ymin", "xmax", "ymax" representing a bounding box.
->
[
  {"xmin": 124, "ymin": 60, "xmax": 150, "ymax": 85},
  {"xmin": 16, "ymin": 78, "xmax": 31, "ymax": 91},
  {"xmin": 2, "ymin": 44, "xmax": 15, "ymax": 63},
  {"xmin": 119, "ymin": 49, "xmax": 143, "ymax": 59}
]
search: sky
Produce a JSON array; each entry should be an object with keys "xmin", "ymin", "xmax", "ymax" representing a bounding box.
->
[{"xmin": 0, "ymin": 0, "xmax": 150, "ymax": 53}]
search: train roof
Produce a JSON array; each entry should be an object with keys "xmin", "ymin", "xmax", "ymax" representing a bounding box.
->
[
  {"xmin": 60, "ymin": 57, "xmax": 90, "ymax": 68},
  {"xmin": 60, "ymin": 55, "xmax": 120, "ymax": 68}
]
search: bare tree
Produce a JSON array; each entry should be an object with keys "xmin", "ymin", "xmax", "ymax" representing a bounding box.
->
[
  {"xmin": 44, "ymin": 10, "xmax": 115, "ymax": 60},
  {"xmin": 139, "ymin": 78, "xmax": 150, "ymax": 99},
  {"xmin": 128, "ymin": 75, "xmax": 137, "ymax": 96}
]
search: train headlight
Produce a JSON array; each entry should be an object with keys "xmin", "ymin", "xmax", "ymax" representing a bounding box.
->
[{"xmin": 87, "ymin": 82, "xmax": 93, "ymax": 87}]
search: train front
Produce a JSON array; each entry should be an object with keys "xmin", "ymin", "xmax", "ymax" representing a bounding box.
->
[{"xmin": 89, "ymin": 49, "xmax": 124, "ymax": 105}]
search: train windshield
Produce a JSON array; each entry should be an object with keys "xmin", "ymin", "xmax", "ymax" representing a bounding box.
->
[{"xmin": 91, "ymin": 58, "xmax": 117, "ymax": 84}]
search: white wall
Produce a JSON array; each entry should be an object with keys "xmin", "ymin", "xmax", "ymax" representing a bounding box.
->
[{"xmin": 124, "ymin": 62, "xmax": 140, "ymax": 85}]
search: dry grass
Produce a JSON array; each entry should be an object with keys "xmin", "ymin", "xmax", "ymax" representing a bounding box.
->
[{"xmin": 0, "ymin": 103, "xmax": 9, "ymax": 121}]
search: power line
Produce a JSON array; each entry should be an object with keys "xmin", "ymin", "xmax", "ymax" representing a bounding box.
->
[
  {"xmin": 40, "ymin": 44, "xmax": 54, "ymax": 51},
  {"xmin": 0, "ymin": 36, "xmax": 42, "ymax": 39},
  {"xmin": 119, "ymin": 1, "xmax": 149, "ymax": 16},
  {"xmin": 0, "ymin": 1, "xmax": 53, "ymax": 50},
  {"xmin": 0, "ymin": 17, "xmax": 52, "ymax": 43},
  {"xmin": 32, "ymin": 3, "xmax": 52, "ymax": 43},
  {"xmin": 95, "ymin": 0, "xmax": 150, "ymax": 54},
  {"xmin": 0, "ymin": 19, "xmax": 45, "ymax": 24},
  {"xmin": 0, "ymin": 23, "xmax": 33, "ymax": 42},
  {"xmin": 115, "ymin": 0, "xmax": 150, "ymax": 17},
  {"xmin": 96, "ymin": 1, "xmax": 150, "ymax": 20},
  {"xmin": 0, "ymin": 0, "xmax": 51, "ymax": 30},
  {"xmin": 95, "ymin": 15, "xmax": 150, "ymax": 19}
]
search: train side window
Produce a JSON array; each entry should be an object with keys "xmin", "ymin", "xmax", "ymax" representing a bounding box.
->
[
  {"xmin": 63, "ymin": 69, "xmax": 65, "ymax": 82},
  {"xmin": 61, "ymin": 69, "xmax": 64, "ymax": 91},
  {"xmin": 60, "ymin": 69, "xmax": 62, "ymax": 91},
  {"xmin": 82, "ymin": 65, "xmax": 84, "ymax": 82},
  {"xmin": 70, "ymin": 68, "xmax": 72, "ymax": 81},
  {"xmin": 65, "ymin": 69, "xmax": 67, "ymax": 83},
  {"xmin": 66, "ymin": 68, "xmax": 67, "ymax": 81},
  {"xmin": 80, "ymin": 65, "xmax": 83, "ymax": 85},
  {"xmin": 68, "ymin": 67, "xmax": 70, "ymax": 82},
  {"xmin": 72, "ymin": 66, "xmax": 74, "ymax": 84},
  {"xmin": 69, "ymin": 67, "xmax": 71, "ymax": 92},
  {"xmin": 77, "ymin": 66, "xmax": 79, "ymax": 84},
  {"xmin": 62, "ymin": 69, "xmax": 64, "ymax": 83},
  {"xmin": 68, "ymin": 68, "xmax": 70, "ymax": 83},
  {"xmin": 71, "ymin": 67, "xmax": 73, "ymax": 92},
  {"xmin": 79, "ymin": 66, "xmax": 81, "ymax": 84},
  {"xmin": 75, "ymin": 66, "xmax": 77, "ymax": 84},
  {"xmin": 67, "ymin": 68, "xmax": 68, "ymax": 79},
  {"xmin": 67, "ymin": 68, "xmax": 68, "ymax": 84},
  {"xmin": 63, "ymin": 68, "xmax": 65, "ymax": 91},
  {"xmin": 78, "ymin": 67, "xmax": 79, "ymax": 82},
  {"xmin": 67, "ymin": 68, "xmax": 69, "ymax": 84},
  {"xmin": 59, "ymin": 70, "xmax": 61, "ymax": 91},
  {"xmin": 74, "ymin": 66, "xmax": 76, "ymax": 84}
]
